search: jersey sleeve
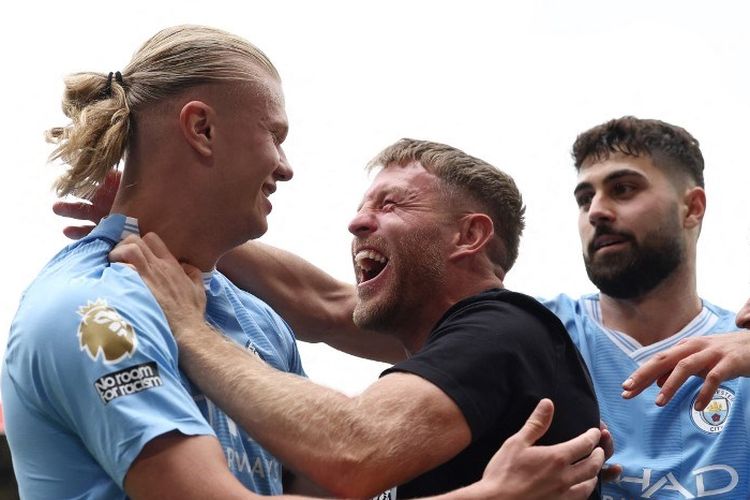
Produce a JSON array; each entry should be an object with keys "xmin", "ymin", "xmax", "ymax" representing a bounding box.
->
[
  {"xmin": 3, "ymin": 263, "xmax": 215, "ymax": 487},
  {"xmin": 382, "ymin": 298, "xmax": 559, "ymax": 440}
]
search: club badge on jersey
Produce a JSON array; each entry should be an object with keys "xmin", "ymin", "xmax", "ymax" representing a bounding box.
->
[{"xmin": 690, "ymin": 386, "xmax": 735, "ymax": 434}]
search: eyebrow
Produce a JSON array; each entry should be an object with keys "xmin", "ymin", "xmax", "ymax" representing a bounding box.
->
[
  {"xmin": 356, "ymin": 185, "xmax": 410, "ymax": 211},
  {"xmin": 573, "ymin": 168, "xmax": 646, "ymax": 196}
]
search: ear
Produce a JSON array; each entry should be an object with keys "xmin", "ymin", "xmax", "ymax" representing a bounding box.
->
[
  {"xmin": 448, "ymin": 213, "xmax": 495, "ymax": 261},
  {"xmin": 682, "ymin": 186, "xmax": 706, "ymax": 230},
  {"xmin": 179, "ymin": 101, "xmax": 214, "ymax": 158}
]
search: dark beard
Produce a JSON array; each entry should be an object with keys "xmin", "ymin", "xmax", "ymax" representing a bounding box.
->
[{"xmin": 584, "ymin": 227, "xmax": 684, "ymax": 299}]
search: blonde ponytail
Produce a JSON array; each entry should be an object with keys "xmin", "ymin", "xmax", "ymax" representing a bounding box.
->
[
  {"xmin": 46, "ymin": 72, "xmax": 130, "ymax": 198},
  {"xmin": 46, "ymin": 25, "xmax": 278, "ymax": 199}
]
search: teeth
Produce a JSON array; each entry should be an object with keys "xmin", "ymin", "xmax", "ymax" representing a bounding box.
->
[{"xmin": 354, "ymin": 249, "xmax": 387, "ymax": 265}]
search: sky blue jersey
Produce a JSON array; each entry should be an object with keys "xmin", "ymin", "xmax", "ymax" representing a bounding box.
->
[
  {"xmin": 2, "ymin": 214, "xmax": 304, "ymax": 499},
  {"xmin": 542, "ymin": 294, "xmax": 749, "ymax": 499}
]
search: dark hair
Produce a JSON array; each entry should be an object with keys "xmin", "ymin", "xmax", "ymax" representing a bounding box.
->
[{"xmin": 572, "ymin": 116, "xmax": 704, "ymax": 187}]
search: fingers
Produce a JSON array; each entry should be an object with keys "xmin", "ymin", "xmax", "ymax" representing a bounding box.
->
[
  {"xmin": 601, "ymin": 462, "xmax": 623, "ymax": 483},
  {"xmin": 621, "ymin": 341, "xmax": 703, "ymax": 399},
  {"xmin": 53, "ymin": 201, "xmax": 97, "ymax": 222},
  {"xmin": 109, "ymin": 235, "xmax": 153, "ymax": 275},
  {"xmin": 554, "ymin": 427, "xmax": 601, "ymax": 464},
  {"xmin": 598, "ymin": 422, "xmax": 614, "ymax": 460},
  {"xmin": 517, "ymin": 399, "xmax": 554, "ymax": 446},
  {"xmin": 562, "ymin": 447, "xmax": 604, "ymax": 498},
  {"xmin": 142, "ymin": 232, "xmax": 177, "ymax": 262},
  {"xmin": 652, "ymin": 349, "xmax": 717, "ymax": 407},
  {"xmin": 62, "ymin": 225, "xmax": 95, "ymax": 240},
  {"xmin": 693, "ymin": 363, "xmax": 730, "ymax": 411},
  {"xmin": 568, "ymin": 446, "xmax": 605, "ymax": 485},
  {"xmin": 564, "ymin": 475, "xmax": 599, "ymax": 500}
]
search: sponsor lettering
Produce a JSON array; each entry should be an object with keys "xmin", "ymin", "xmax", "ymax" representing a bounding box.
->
[
  {"xmin": 225, "ymin": 448, "xmax": 281, "ymax": 480},
  {"xmin": 605, "ymin": 464, "xmax": 738, "ymax": 499},
  {"xmin": 94, "ymin": 362, "xmax": 162, "ymax": 403}
]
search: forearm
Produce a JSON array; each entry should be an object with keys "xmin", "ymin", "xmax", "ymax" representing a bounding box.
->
[
  {"xmin": 219, "ymin": 242, "xmax": 405, "ymax": 363},
  {"xmin": 177, "ymin": 325, "xmax": 466, "ymax": 497}
]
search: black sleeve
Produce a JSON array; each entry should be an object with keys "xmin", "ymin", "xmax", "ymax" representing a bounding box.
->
[{"xmin": 382, "ymin": 298, "xmax": 564, "ymax": 440}]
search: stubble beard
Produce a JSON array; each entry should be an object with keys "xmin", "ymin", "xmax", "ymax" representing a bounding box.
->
[{"xmin": 353, "ymin": 227, "xmax": 446, "ymax": 334}]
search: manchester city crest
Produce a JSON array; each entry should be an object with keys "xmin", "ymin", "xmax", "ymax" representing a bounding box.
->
[{"xmin": 690, "ymin": 386, "xmax": 735, "ymax": 433}]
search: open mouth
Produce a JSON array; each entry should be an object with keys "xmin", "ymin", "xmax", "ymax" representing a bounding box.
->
[{"xmin": 354, "ymin": 249, "xmax": 389, "ymax": 284}]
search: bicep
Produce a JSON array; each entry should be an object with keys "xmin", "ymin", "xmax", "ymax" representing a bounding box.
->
[
  {"xmin": 124, "ymin": 432, "xmax": 255, "ymax": 500},
  {"xmin": 355, "ymin": 372, "xmax": 471, "ymax": 480}
]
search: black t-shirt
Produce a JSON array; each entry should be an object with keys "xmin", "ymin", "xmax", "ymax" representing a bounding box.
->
[{"xmin": 381, "ymin": 288, "xmax": 600, "ymax": 499}]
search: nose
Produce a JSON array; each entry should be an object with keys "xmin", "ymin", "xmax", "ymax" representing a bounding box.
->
[
  {"xmin": 348, "ymin": 208, "xmax": 377, "ymax": 237},
  {"xmin": 587, "ymin": 194, "xmax": 615, "ymax": 226},
  {"xmin": 274, "ymin": 148, "xmax": 293, "ymax": 182}
]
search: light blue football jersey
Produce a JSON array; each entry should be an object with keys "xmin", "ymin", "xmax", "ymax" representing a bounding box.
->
[
  {"xmin": 2, "ymin": 214, "xmax": 304, "ymax": 499},
  {"xmin": 542, "ymin": 294, "xmax": 749, "ymax": 499}
]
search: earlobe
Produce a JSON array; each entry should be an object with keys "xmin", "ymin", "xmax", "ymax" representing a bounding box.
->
[
  {"xmin": 683, "ymin": 186, "xmax": 706, "ymax": 229},
  {"xmin": 179, "ymin": 101, "xmax": 214, "ymax": 158},
  {"xmin": 449, "ymin": 213, "xmax": 495, "ymax": 260}
]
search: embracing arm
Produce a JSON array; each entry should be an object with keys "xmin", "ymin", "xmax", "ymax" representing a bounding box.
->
[
  {"xmin": 126, "ymin": 406, "xmax": 602, "ymax": 500},
  {"xmin": 111, "ymin": 233, "xmax": 606, "ymax": 499},
  {"xmin": 111, "ymin": 233, "xmax": 468, "ymax": 497},
  {"xmin": 219, "ymin": 242, "xmax": 405, "ymax": 363},
  {"xmin": 179, "ymin": 331, "xmax": 470, "ymax": 497}
]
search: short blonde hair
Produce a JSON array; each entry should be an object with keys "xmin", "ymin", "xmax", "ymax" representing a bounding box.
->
[
  {"xmin": 368, "ymin": 138, "xmax": 525, "ymax": 272},
  {"xmin": 47, "ymin": 25, "xmax": 279, "ymax": 198}
]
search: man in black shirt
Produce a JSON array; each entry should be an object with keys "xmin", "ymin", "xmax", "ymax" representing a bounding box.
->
[{"xmin": 105, "ymin": 138, "xmax": 602, "ymax": 498}]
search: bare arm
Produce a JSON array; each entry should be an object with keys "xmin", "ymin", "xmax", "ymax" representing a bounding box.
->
[
  {"xmin": 219, "ymin": 242, "xmax": 405, "ymax": 363},
  {"xmin": 112, "ymin": 234, "xmax": 470, "ymax": 497},
  {"xmin": 111, "ymin": 233, "xmax": 606, "ymax": 499},
  {"xmin": 126, "ymin": 406, "xmax": 603, "ymax": 500},
  {"xmin": 172, "ymin": 326, "xmax": 469, "ymax": 497}
]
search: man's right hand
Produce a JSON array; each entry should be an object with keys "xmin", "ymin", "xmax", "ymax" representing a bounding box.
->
[
  {"xmin": 476, "ymin": 399, "xmax": 604, "ymax": 500},
  {"xmin": 53, "ymin": 168, "xmax": 121, "ymax": 239}
]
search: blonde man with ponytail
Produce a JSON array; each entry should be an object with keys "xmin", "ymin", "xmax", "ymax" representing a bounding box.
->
[{"xmin": 1, "ymin": 25, "xmax": 304, "ymax": 499}]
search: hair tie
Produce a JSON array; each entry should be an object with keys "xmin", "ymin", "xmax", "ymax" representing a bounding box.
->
[{"xmin": 104, "ymin": 71, "xmax": 125, "ymax": 98}]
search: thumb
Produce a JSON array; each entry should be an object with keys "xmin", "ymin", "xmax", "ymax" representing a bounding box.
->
[{"xmin": 518, "ymin": 398, "xmax": 554, "ymax": 446}]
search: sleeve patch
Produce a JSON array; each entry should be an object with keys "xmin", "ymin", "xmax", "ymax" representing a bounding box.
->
[
  {"xmin": 77, "ymin": 298, "xmax": 138, "ymax": 363},
  {"xmin": 94, "ymin": 362, "xmax": 162, "ymax": 404}
]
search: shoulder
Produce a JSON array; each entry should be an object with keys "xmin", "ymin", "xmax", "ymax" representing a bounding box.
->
[
  {"xmin": 433, "ymin": 289, "xmax": 568, "ymax": 344},
  {"xmin": 701, "ymin": 299, "xmax": 739, "ymax": 330},
  {"xmin": 8, "ymin": 259, "xmax": 169, "ymax": 371}
]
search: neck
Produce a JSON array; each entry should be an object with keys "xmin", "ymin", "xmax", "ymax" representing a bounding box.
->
[
  {"xmin": 598, "ymin": 262, "xmax": 701, "ymax": 346},
  {"xmin": 111, "ymin": 171, "xmax": 233, "ymax": 272},
  {"xmin": 397, "ymin": 275, "xmax": 503, "ymax": 355}
]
